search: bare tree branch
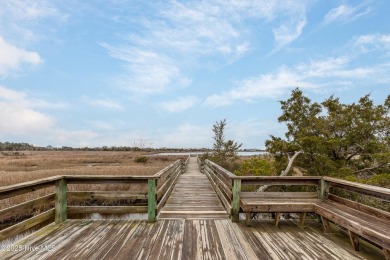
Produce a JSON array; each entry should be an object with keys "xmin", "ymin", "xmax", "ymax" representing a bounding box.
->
[{"xmin": 257, "ymin": 150, "xmax": 303, "ymax": 192}]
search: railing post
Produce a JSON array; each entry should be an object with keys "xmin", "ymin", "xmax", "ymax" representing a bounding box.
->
[
  {"xmin": 148, "ymin": 179, "xmax": 157, "ymax": 222},
  {"xmin": 55, "ymin": 178, "xmax": 67, "ymax": 224},
  {"xmin": 231, "ymin": 179, "xmax": 241, "ymax": 222},
  {"xmin": 319, "ymin": 178, "xmax": 329, "ymax": 200}
]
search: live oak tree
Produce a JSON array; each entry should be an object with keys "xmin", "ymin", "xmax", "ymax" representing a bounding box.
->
[{"xmin": 266, "ymin": 88, "xmax": 390, "ymax": 180}]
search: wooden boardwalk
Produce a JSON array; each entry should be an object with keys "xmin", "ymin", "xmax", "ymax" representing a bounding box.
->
[
  {"xmin": 0, "ymin": 157, "xmax": 387, "ymax": 259},
  {"xmin": 158, "ymin": 157, "xmax": 229, "ymax": 219},
  {"xmin": 0, "ymin": 219, "xmax": 380, "ymax": 260}
]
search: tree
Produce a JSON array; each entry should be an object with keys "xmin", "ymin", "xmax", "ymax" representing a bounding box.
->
[
  {"xmin": 266, "ymin": 88, "xmax": 390, "ymax": 179},
  {"xmin": 209, "ymin": 119, "xmax": 242, "ymax": 170}
]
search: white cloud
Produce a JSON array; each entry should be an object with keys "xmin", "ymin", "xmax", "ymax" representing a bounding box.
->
[
  {"xmin": 102, "ymin": 0, "xmax": 310, "ymax": 95},
  {"xmin": 0, "ymin": 1, "xmax": 65, "ymax": 43},
  {"xmin": 160, "ymin": 96, "xmax": 199, "ymax": 113},
  {"xmin": 0, "ymin": 0, "xmax": 60, "ymax": 20},
  {"xmin": 0, "ymin": 36, "xmax": 42, "ymax": 76},
  {"xmin": 204, "ymin": 68, "xmax": 312, "ymax": 107},
  {"xmin": 324, "ymin": 4, "xmax": 370, "ymax": 24},
  {"xmin": 101, "ymin": 44, "xmax": 191, "ymax": 95},
  {"xmin": 352, "ymin": 34, "xmax": 390, "ymax": 53},
  {"xmin": 0, "ymin": 86, "xmax": 53, "ymax": 134},
  {"xmin": 83, "ymin": 96, "xmax": 123, "ymax": 110},
  {"xmin": 273, "ymin": 17, "xmax": 306, "ymax": 48},
  {"xmin": 204, "ymin": 55, "xmax": 390, "ymax": 107}
]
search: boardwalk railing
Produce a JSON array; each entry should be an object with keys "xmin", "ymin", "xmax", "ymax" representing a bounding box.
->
[
  {"xmin": 203, "ymin": 159, "xmax": 234, "ymax": 216},
  {"xmin": 201, "ymin": 162, "xmax": 390, "ymax": 257},
  {"xmin": 230, "ymin": 176, "xmax": 322, "ymax": 222},
  {"xmin": 0, "ymin": 157, "xmax": 187, "ymax": 243}
]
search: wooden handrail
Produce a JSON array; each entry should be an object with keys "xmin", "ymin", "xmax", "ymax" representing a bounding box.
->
[
  {"xmin": 323, "ymin": 177, "xmax": 390, "ymax": 201},
  {"xmin": 153, "ymin": 160, "xmax": 181, "ymax": 178},
  {"xmin": 0, "ymin": 176, "xmax": 62, "ymax": 200}
]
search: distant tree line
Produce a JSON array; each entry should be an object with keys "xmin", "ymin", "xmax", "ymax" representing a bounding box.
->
[{"xmin": 0, "ymin": 142, "xmax": 214, "ymax": 152}]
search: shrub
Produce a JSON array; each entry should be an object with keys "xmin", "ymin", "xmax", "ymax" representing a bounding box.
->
[{"xmin": 134, "ymin": 156, "xmax": 148, "ymax": 163}]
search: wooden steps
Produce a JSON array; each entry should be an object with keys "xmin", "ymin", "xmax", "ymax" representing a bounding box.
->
[{"xmin": 158, "ymin": 157, "xmax": 229, "ymax": 220}]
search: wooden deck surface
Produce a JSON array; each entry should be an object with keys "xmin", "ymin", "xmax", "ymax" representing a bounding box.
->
[
  {"xmin": 0, "ymin": 219, "xmax": 381, "ymax": 260},
  {"xmin": 158, "ymin": 157, "xmax": 229, "ymax": 219}
]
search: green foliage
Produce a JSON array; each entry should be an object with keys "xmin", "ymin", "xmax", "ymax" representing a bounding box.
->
[
  {"xmin": 134, "ymin": 156, "xmax": 149, "ymax": 163},
  {"xmin": 266, "ymin": 88, "xmax": 390, "ymax": 179},
  {"xmin": 235, "ymin": 156, "xmax": 276, "ymax": 176},
  {"xmin": 208, "ymin": 119, "xmax": 242, "ymax": 172}
]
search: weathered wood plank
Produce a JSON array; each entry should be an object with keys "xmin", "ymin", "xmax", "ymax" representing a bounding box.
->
[
  {"xmin": 67, "ymin": 206, "xmax": 147, "ymax": 214},
  {"xmin": 241, "ymin": 179, "xmax": 320, "ymax": 186},
  {"xmin": 148, "ymin": 179, "xmax": 157, "ymax": 222},
  {"xmin": 205, "ymin": 169, "xmax": 232, "ymax": 213},
  {"xmin": 50, "ymin": 220, "xmax": 115, "ymax": 258},
  {"xmin": 0, "ymin": 193, "xmax": 55, "ymax": 221},
  {"xmin": 0, "ymin": 177, "xmax": 59, "ymax": 200},
  {"xmin": 0, "ymin": 209, "xmax": 54, "ymax": 242},
  {"xmin": 205, "ymin": 159, "xmax": 236, "ymax": 178},
  {"xmin": 316, "ymin": 202, "xmax": 390, "ymax": 250},
  {"xmin": 328, "ymin": 194, "xmax": 390, "ymax": 223},
  {"xmin": 135, "ymin": 220, "xmax": 170, "ymax": 259},
  {"xmin": 102, "ymin": 221, "xmax": 144, "ymax": 258},
  {"xmin": 67, "ymin": 191, "xmax": 148, "ymax": 200},
  {"xmin": 55, "ymin": 178, "xmax": 67, "ymax": 224},
  {"xmin": 156, "ymin": 166, "xmax": 181, "ymax": 200},
  {"xmin": 320, "ymin": 179, "xmax": 330, "ymax": 199},
  {"xmin": 324, "ymin": 176, "xmax": 390, "ymax": 201},
  {"xmin": 348, "ymin": 230, "xmax": 360, "ymax": 251},
  {"xmin": 241, "ymin": 199, "xmax": 319, "ymax": 212},
  {"xmin": 0, "ymin": 219, "xmax": 378, "ymax": 260},
  {"xmin": 240, "ymin": 192, "xmax": 318, "ymax": 199},
  {"xmin": 159, "ymin": 157, "xmax": 229, "ymax": 220},
  {"xmin": 231, "ymin": 179, "xmax": 241, "ymax": 222},
  {"xmin": 156, "ymin": 167, "xmax": 181, "ymax": 211},
  {"xmin": 153, "ymin": 160, "xmax": 181, "ymax": 178},
  {"xmin": 384, "ymin": 248, "xmax": 390, "ymax": 260},
  {"xmin": 113, "ymin": 221, "xmax": 152, "ymax": 259}
]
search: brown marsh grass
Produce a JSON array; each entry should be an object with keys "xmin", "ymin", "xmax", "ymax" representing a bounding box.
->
[{"xmin": 0, "ymin": 151, "xmax": 184, "ymax": 211}]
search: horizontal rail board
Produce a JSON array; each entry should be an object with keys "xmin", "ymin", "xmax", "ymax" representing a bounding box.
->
[
  {"xmin": 67, "ymin": 191, "xmax": 148, "ymax": 201},
  {"xmin": 158, "ymin": 162, "xmax": 181, "ymax": 181},
  {"xmin": 156, "ymin": 166, "xmax": 181, "ymax": 200},
  {"xmin": 324, "ymin": 177, "xmax": 390, "ymax": 201},
  {"xmin": 241, "ymin": 179, "xmax": 320, "ymax": 186},
  {"xmin": 204, "ymin": 167, "xmax": 232, "ymax": 190},
  {"xmin": 315, "ymin": 202, "xmax": 390, "ymax": 250},
  {"xmin": 0, "ymin": 193, "xmax": 55, "ymax": 221},
  {"xmin": 0, "ymin": 209, "xmax": 54, "ymax": 242},
  {"xmin": 205, "ymin": 160, "xmax": 236, "ymax": 178},
  {"xmin": 328, "ymin": 194, "xmax": 390, "ymax": 223},
  {"xmin": 241, "ymin": 202, "xmax": 318, "ymax": 213},
  {"xmin": 0, "ymin": 177, "xmax": 60, "ymax": 200},
  {"xmin": 66, "ymin": 179, "xmax": 148, "ymax": 185},
  {"xmin": 240, "ymin": 192, "xmax": 318, "ymax": 199},
  {"xmin": 153, "ymin": 160, "xmax": 181, "ymax": 178},
  {"xmin": 67, "ymin": 206, "xmax": 148, "ymax": 214},
  {"xmin": 157, "ymin": 168, "xmax": 182, "ymax": 211},
  {"xmin": 204, "ymin": 170, "xmax": 231, "ymax": 213}
]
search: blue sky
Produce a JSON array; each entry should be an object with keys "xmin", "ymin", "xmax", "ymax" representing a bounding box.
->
[{"xmin": 0, "ymin": 0, "xmax": 389, "ymax": 149}]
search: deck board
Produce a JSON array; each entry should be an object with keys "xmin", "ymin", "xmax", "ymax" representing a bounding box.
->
[
  {"xmin": 1, "ymin": 219, "xmax": 381, "ymax": 260},
  {"xmin": 158, "ymin": 157, "xmax": 229, "ymax": 219}
]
